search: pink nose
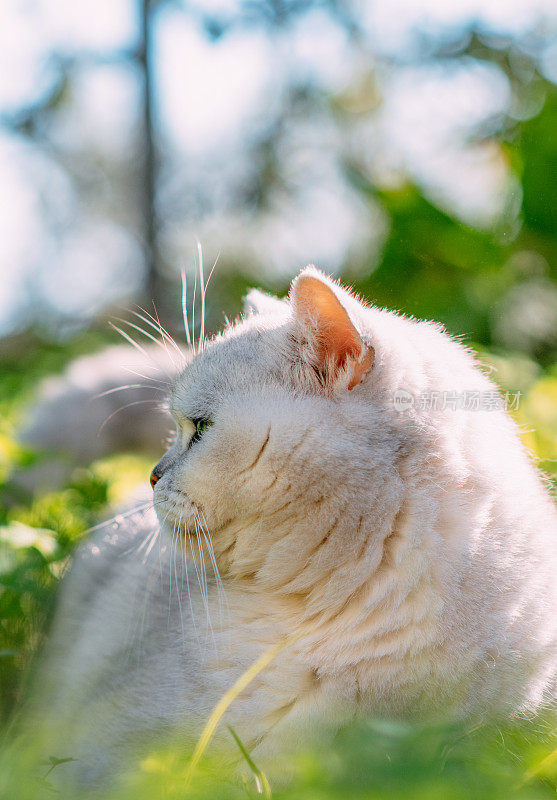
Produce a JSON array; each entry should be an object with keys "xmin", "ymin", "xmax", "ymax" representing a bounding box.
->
[{"xmin": 150, "ymin": 470, "xmax": 159, "ymax": 489}]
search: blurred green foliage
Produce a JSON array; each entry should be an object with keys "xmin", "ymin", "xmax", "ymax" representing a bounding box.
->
[
  {"xmin": 2, "ymin": 710, "xmax": 557, "ymax": 798},
  {"xmin": 0, "ymin": 452, "xmax": 152, "ymax": 724}
]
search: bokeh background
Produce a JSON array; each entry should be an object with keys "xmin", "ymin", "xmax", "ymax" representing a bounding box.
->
[
  {"xmin": 2, "ymin": 0, "xmax": 557, "ymax": 351},
  {"xmin": 1, "ymin": 1, "xmax": 557, "ymax": 796}
]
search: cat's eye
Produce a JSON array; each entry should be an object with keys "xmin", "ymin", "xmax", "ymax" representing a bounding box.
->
[{"xmin": 191, "ymin": 418, "xmax": 212, "ymax": 444}]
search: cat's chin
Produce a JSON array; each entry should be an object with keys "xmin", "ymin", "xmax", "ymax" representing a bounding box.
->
[{"xmin": 153, "ymin": 488, "xmax": 198, "ymax": 535}]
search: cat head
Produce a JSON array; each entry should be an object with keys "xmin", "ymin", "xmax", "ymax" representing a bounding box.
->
[{"xmin": 151, "ymin": 267, "xmax": 407, "ymax": 602}]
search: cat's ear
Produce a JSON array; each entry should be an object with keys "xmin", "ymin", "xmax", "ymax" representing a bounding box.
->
[
  {"xmin": 290, "ymin": 267, "xmax": 374, "ymax": 390},
  {"xmin": 244, "ymin": 289, "xmax": 285, "ymax": 316}
]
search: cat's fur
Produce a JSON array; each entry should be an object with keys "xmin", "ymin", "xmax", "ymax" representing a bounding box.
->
[{"xmin": 37, "ymin": 267, "xmax": 557, "ymax": 786}]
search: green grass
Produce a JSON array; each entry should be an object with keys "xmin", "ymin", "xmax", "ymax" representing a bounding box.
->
[{"xmin": 2, "ymin": 714, "xmax": 557, "ymax": 799}]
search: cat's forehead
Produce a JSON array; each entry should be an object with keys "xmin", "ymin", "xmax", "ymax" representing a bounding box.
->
[{"xmin": 169, "ymin": 325, "xmax": 286, "ymax": 417}]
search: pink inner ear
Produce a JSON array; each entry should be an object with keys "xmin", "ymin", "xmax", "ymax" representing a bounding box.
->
[
  {"xmin": 348, "ymin": 346, "xmax": 375, "ymax": 390},
  {"xmin": 293, "ymin": 275, "xmax": 373, "ymax": 386}
]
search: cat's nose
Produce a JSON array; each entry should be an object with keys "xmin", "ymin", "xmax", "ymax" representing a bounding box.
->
[{"xmin": 150, "ymin": 469, "xmax": 160, "ymax": 488}]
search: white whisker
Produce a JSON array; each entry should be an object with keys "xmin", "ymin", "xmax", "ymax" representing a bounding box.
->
[
  {"xmin": 110, "ymin": 321, "xmax": 151, "ymax": 359},
  {"xmin": 194, "ymin": 519, "xmax": 216, "ymax": 650},
  {"xmin": 98, "ymin": 399, "xmax": 166, "ymax": 434},
  {"xmin": 197, "ymin": 238, "xmax": 205, "ymax": 352},
  {"xmin": 168, "ymin": 517, "xmax": 182, "ymax": 625},
  {"xmin": 192, "ymin": 262, "xmax": 197, "ymax": 354},
  {"xmin": 150, "ymin": 302, "xmax": 186, "ymax": 366},
  {"xmin": 169, "ymin": 522, "xmax": 181, "ymax": 639},
  {"xmin": 141, "ymin": 525, "xmax": 160, "ymax": 563},
  {"xmin": 182, "ymin": 527, "xmax": 199, "ymax": 646},
  {"xmin": 194, "ymin": 509, "xmax": 229, "ymax": 641},
  {"xmin": 121, "ymin": 365, "xmax": 171, "ymax": 386},
  {"xmin": 187, "ymin": 519, "xmax": 212, "ymax": 646},
  {"xmin": 195, "ymin": 509, "xmax": 226, "ymax": 602},
  {"xmin": 189, "ymin": 527, "xmax": 206, "ymax": 616},
  {"xmin": 93, "ymin": 383, "xmax": 166, "ymax": 400},
  {"xmin": 128, "ymin": 306, "xmax": 183, "ymax": 358},
  {"xmin": 203, "ymin": 529, "xmax": 227, "ymax": 613},
  {"xmin": 204, "ymin": 252, "xmax": 219, "ymax": 297},
  {"xmin": 132, "ymin": 307, "xmax": 184, "ymax": 363},
  {"xmin": 174, "ymin": 511, "xmax": 187, "ymax": 652},
  {"xmin": 83, "ymin": 502, "xmax": 153, "ymax": 536},
  {"xmin": 110, "ymin": 322, "xmax": 174, "ymax": 381},
  {"xmin": 115, "ymin": 316, "xmax": 178, "ymax": 370},
  {"xmin": 181, "ymin": 269, "xmax": 193, "ymax": 349}
]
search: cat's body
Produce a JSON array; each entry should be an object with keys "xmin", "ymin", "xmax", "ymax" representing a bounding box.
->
[{"xmin": 36, "ymin": 268, "xmax": 557, "ymax": 787}]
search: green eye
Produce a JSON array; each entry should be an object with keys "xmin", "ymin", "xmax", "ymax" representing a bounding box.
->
[{"xmin": 192, "ymin": 418, "xmax": 212, "ymax": 442}]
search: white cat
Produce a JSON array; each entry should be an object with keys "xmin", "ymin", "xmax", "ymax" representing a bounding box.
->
[{"xmin": 37, "ymin": 267, "xmax": 557, "ymax": 787}]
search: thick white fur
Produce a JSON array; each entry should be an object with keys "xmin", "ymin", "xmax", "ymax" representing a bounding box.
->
[{"xmin": 38, "ymin": 268, "xmax": 557, "ymax": 786}]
